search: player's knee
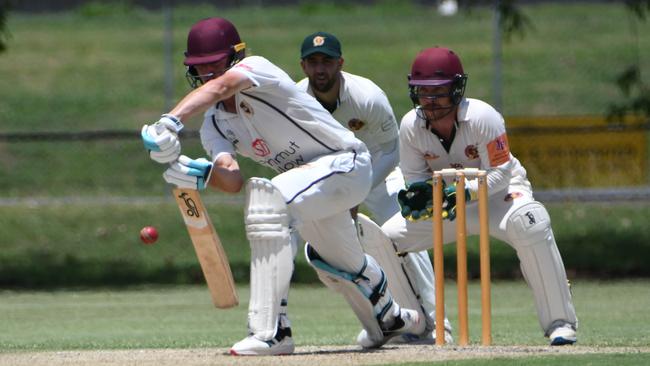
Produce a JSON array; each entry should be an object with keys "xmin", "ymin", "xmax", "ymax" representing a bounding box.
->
[
  {"xmin": 505, "ymin": 201, "xmax": 553, "ymax": 247},
  {"xmin": 380, "ymin": 213, "xmax": 406, "ymax": 241}
]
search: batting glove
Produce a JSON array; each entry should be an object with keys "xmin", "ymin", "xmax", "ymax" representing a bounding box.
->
[
  {"xmin": 442, "ymin": 182, "xmax": 472, "ymax": 221},
  {"xmin": 141, "ymin": 114, "xmax": 184, "ymax": 164},
  {"xmin": 397, "ymin": 180, "xmax": 434, "ymax": 221},
  {"xmin": 163, "ymin": 155, "xmax": 213, "ymax": 190}
]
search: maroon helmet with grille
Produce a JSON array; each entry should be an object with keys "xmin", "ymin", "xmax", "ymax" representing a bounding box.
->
[
  {"xmin": 183, "ymin": 17, "xmax": 246, "ymax": 88},
  {"xmin": 408, "ymin": 47, "xmax": 467, "ymax": 106}
]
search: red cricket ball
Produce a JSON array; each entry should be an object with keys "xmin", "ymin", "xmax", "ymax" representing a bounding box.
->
[{"xmin": 140, "ymin": 226, "xmax": 159, "ymax": 245}]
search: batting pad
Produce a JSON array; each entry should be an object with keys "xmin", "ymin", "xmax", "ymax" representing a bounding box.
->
[
  {"xmin": 356, "ymin": 214, "xmax": 427, "ymax": 335},
  {"xmin": 305, "ymin": 244, "xmax": 384, "ymax": 345},
  {"xmin": 505, "ymin": 201, "xmax": 578, "ymax": 334},
  {"xmin": 245, "ymin": 178, "xmax": 293, "ymax": 341}
]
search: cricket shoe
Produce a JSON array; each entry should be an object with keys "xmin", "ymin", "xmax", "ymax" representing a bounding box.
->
[
  {"xmin": 388, "ymin": 328, "xmax": 453, "ymax": 345},
  {"xmin": 229, "ymin": 326, "xmax": 294, "ymax": 356},
  {"xmin": 549, "ymin": 323, "xmax": 577, "ymax": 346},
  {"xmin": 356, "ymin": 308, "xmax": 421, "ymax": 349}
]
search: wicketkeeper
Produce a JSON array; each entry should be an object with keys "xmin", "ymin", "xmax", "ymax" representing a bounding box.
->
[
  {"xmin": 382, "ymin": 47, "xmax": 578, "ymax": 345},
  {"xmin": 140, "ymin": 17, "xmax": 420, "ymax": 356}
]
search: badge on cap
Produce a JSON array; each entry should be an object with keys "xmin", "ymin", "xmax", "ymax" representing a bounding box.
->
[{"xmin": 313, "ymin": 36, "xmax": 325, "ymax": 47}]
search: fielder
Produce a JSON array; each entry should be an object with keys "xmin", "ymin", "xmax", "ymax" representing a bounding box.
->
[
  {"xmin": 384, "ymin": 47, "xmax": 578, "ymax": 345},
  {"xmin": 296, "ymin": 31, "xmax": 449, "ymax": 344},
  {"xmin": 140, "ymin": 17, "xmax": 419, "ymax": 356}
]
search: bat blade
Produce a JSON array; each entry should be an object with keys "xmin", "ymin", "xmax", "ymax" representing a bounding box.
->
[{"xmin": 173, "ymin": 188, "xmax": 239, "ymax": 308}]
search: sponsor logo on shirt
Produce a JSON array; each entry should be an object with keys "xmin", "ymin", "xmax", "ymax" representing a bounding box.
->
[
  {"xmin": 465, "ymin": 144, "xmax": 479, "ymax": 160},
  {"xmin": 264, "ymin": 141, "xmax": 304, "ymax": 173},
  {"xmin": 252, "ymin": 138, "xmax": 271, "ymax": 157},
  {"xmin": 347, "ymin": 118, "xmax": 365, "ymax": 131},
  {"xmin": 225, "ymin": 130, "xmax": 239, "ymax": 145},
  {"xmin": 424, "ymin": 152, "xmax": 439, "ymax": 160},
  {"xmin": 239, "ymin": 100, "xmax": 254, "ymax": 117},
  {"xmin": 504, "ymin": 192, "xmax": 523, "ymax": 201},
  {"xmin": 381, "ymin": 117, "xmax": 395, "ymax": 132}
]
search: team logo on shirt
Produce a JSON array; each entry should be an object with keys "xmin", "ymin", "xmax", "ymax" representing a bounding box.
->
[
  {"xmin": 504, "ymin": 192, "xmax": 524, "ymax": 201},
  {"xmin": 313, "ymin": 36, "xmax": 326, "ymax": 47},
  {"xmin": 348, "ymin": 118, "xmax": 365, "ymax": 131},
  {"xmin": 423, "ymin": 152, "xmax": 439, "ymax": 160},
  {"xmin": 239, "ymin": 100, "xmax": 254, "ymax": 117},
  {"xmin": 252, "ymin": 138, "xmax": 271, "ymax": 157},
  {"xmin": 465, "ymin": 144, "xmax": 479, "ymax": 160}
]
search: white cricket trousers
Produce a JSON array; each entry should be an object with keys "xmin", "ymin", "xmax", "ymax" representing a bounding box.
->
[{"xmin": 272, "ymin": 149, "xmax": 372, "ymax": 274}]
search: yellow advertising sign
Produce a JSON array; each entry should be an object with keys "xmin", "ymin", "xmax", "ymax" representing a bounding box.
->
[{"xmin": 507, "ymin": 116, "xmax": 648, "ymax": 189}]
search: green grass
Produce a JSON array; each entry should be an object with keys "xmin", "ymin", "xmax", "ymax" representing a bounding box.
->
[
  {"xmin": 0, "ymin": 281, "xmax": 649, "ymax": 362},
  {"xmin": 1, "ymin": 3, "xmax": 648, "ymax": 128},
  {"xmin": 0, "ymin": 3, "xmax": 648, "ymax": 197},
  {"xmin": 1, "ymin": 201, "xmax": 648, "ymax": 287}
]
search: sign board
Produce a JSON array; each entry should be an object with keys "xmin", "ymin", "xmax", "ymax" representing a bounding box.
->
[{"xmin": 506, "ymin": 115, "xmax": 648, "ymax": 189}]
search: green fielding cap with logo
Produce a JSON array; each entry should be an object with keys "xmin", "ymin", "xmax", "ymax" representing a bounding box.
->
[{"xmin": 300, "ymin": 31, "xmax": 342, "ymax": 59}]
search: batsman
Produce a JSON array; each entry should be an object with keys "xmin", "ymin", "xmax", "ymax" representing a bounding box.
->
[
  {"xmin": 383, "ymin": 47, "xmax": 579, "ymax": 345},
  {"xmin": 140, "ymin": 17, "xmax": 420, "ymax": 356}
]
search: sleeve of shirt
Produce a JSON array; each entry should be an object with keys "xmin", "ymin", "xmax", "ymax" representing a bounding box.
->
[
  {"xmin": 199, "ymin": 114, "xmax": 236, "ymax": 162},
  {"xmin": 364, "ymin": 89, "xmax": 399, "ymax": 146},
  {"xmin": 464, "ymin": 102, "xmax": 515, "ymax": 197},
  {"xmin": 398, "ymin": 112, "xmax": 432, "ymax": 186},
  {"xmin": 295, "ymin": 77, "xmax": 309, "ymax": 91},
  {"xmin": 229, "ymin": 56, "xmax": 281, "ymax": 90}
]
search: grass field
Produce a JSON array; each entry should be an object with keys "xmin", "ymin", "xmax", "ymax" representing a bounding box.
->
[
  {"xmin": 1, "ymin": 3, "xmax": 649, "ymax": 365},
  {"xmin": 1, "ymin": 281, "xmax": 649, "ymax": 364},
  {"xmin": 2, "ymin": 199, "xmax": 649, "ymax": 287}
]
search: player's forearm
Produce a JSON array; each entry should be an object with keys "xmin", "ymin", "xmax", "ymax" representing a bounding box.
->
[
  {"xmin": 170, "ymin": 85, "xmax": 232, "ymax": 122},
  {"xmin": 170, "ymin": 71, "xmax": 252, "ymax": 122},
  {"xmin": 207, "ymin": 154, "xmax": 244, "ymax": 193},
  {"xmin": 208, "ymin": 167, "xmax": 244, "ymax": 193}
]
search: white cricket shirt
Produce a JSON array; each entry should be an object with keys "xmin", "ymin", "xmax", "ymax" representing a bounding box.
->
[
  {"xmin": 399, "ymin": 98, "xmax": 528, "ymax": 195},
  {"xmin": 200, "ymin": 56, "xmax": 365, "ymax": 174},
  {"xmin": 296, "ymin": 71, "xmax": 398, "ymax": 151}
]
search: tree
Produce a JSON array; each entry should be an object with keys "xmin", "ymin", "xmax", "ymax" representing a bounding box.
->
[
  {"xmin": 607, "ymin": 0, "xmax": 650, "ymax": 121},
  {"xmin": 463, "ymin": 0, "xmax": 533, "ymax": 40},
  {"xmin": 0, "ymin": 0, "xmax": 9, "ymax": 53}
]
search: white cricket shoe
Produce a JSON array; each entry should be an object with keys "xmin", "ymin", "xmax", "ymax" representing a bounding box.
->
[
  {"xmin": 357, "ymin": 308, "xmax": 421, "ymax": 349},
  {"xmin": 549, "ymin": 324, "xmax": 577, "ymax": 346},
  {"xmin": 388, "ymin": 328, "xmax": 453, "ymax": 345},
  {"xmin": 229, "ymin": 327, "xmax": 294, "ymax": 356}
]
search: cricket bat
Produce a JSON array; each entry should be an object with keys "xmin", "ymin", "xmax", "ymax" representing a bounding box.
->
[{"xmin": 173, "ymin": 188, "xmax": 239, "ymax": 308}]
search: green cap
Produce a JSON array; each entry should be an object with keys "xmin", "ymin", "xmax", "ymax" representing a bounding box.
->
[{"xmin": 300, "ymin": 31, "xmax": 342, "ymax": 59}]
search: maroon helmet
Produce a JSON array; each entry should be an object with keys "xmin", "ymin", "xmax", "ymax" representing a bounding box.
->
[
  {"xmin": 183, "ymin": 17, "xmax": 246, "ymax": 88},
  {"xmin": 408, "ymin": 47, "xmax": 467, "ymax": 107}
]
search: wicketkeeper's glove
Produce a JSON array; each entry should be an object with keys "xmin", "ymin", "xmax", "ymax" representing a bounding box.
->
[
  {"xmin": 442, "ymin": 182, "xmax": 472, "ymax": 221},
  {"xmin": 397, "ymin": 180, "xmax": 434, "ymax": 221}
]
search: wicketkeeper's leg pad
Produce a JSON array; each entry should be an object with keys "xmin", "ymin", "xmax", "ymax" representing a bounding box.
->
[
  {"xmin": 245, "ymin": 177, "xmax": 294, "ymax": 341},
  {"xmin": 305, "ymin": 244, "xmax": 402, "ymax": 345},
  {"xmin": 505, "ymin": 201, "xmax": 578, "ymax": 335},
  {"xmin": 356, "ymin": 213, "xmax": 428, "ymax": 335}
]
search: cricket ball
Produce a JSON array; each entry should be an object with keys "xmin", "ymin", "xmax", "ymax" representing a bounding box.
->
[{"xmin": 140, "ymin": 226, "xmax": 159, "ymax": 245}]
